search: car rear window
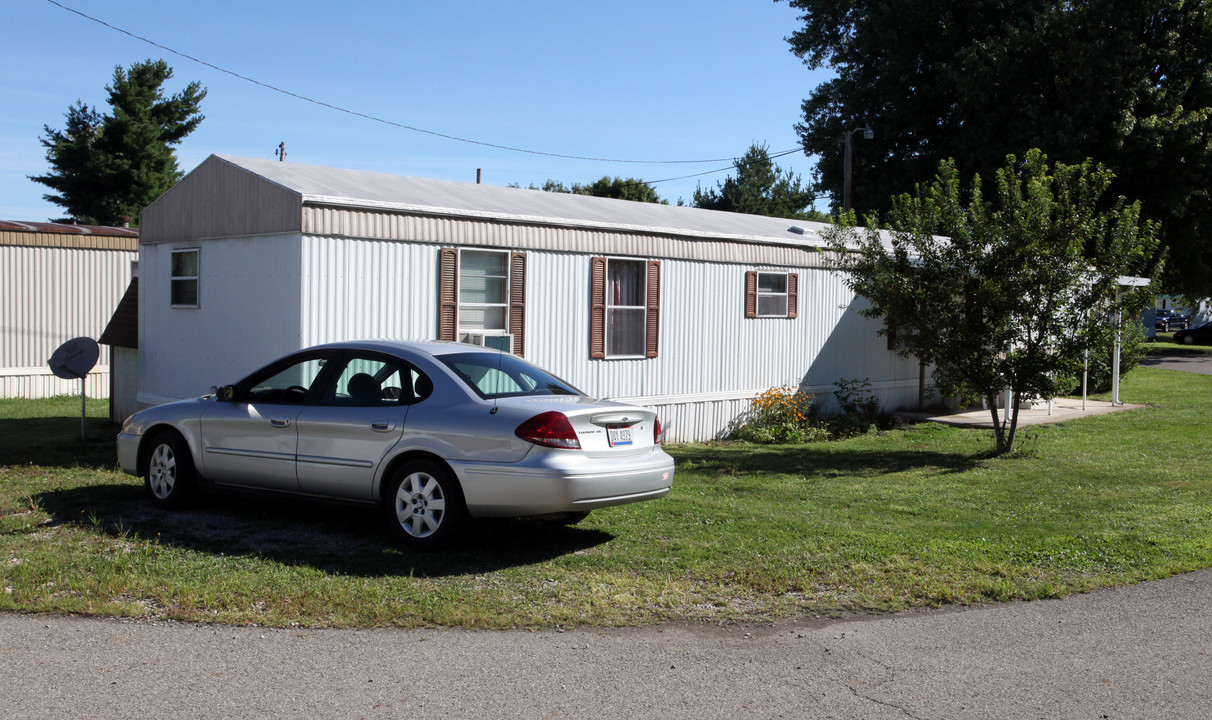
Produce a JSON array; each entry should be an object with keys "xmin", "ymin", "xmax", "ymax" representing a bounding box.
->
[{"xmin": 438, "ymin": 352, "xmax": 582, "ymax": 400}]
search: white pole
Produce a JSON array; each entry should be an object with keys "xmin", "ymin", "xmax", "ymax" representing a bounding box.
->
[{"xmin": 1112, "ymin": 290, "xmax": 1123, "ymax": 406}]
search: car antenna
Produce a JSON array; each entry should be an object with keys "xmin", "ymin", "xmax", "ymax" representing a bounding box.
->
[{"xmin": 490, "ymin": 343, "xmax": 505, "ymax": 414}]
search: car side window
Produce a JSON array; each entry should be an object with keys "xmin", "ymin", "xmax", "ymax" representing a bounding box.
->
[
  {"xmin": 324, "ymin": 354, "xmax": 431, "ymax": 407},
  {"xmin": 245, "ymin": 357, "xmax": 328, "ymax": 404}
]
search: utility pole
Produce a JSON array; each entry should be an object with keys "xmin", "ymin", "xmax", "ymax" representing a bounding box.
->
[
  {"xmin": 842, "ymin": 126, "xmax": 873, "ymax": 212},
  {"xmin": 275, "ymin": 142, "xmax": 287, "ymax": 162}
]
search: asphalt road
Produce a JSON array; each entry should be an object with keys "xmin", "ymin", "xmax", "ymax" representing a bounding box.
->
[
  {"xmin": 1139, "ymin": 352, "xmax": 1212, "ymax": 375},
  {"xmin": 3, "ymin": 568, "xmax": 1210, "ymax": 719}
]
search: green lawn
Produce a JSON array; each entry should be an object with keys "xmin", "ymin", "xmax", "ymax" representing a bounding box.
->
[
  {"xmin": 1148, "ymin": 332, "xmax": 1212, "ymax": 353},
  {"xmin": 2, "ymin": 367, "xmax": 1210, "ymax": 628}
]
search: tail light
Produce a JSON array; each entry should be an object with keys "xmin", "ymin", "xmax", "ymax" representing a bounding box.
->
[
  {"xmin": 654, "ymin": 416, "xmax": 663, "ymax": 444},
  {"xmin": 515, "ymin": 411, "xmax": 581, "ymax": 449}
]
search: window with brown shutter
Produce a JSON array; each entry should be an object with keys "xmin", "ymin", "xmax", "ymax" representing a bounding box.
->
[
  {"xmin": 746, "ymin": 270, "xmax": 798, "ymax": 319},
  {"xmin": 438, "ymin": 248, "xmax": 526, "ymax": 356},
  {"xmin": 591, "ymin": 257, "xmax": 660, "ymax": 359}
]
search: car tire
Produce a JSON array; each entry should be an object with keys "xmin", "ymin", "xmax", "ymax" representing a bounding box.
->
[
  {"xmin": 385, "ymin": 460, "xmax": 468, "ymax": 550},
  {"xmin": 143, "ymin": 432, "xmax": 196, "ymax": 509},
  {"xmin": 1183, "ymin": 335, "xmax": 1196, "ymax": 345}
]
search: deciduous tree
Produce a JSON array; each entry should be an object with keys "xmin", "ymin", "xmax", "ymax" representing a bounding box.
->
[
  {"xmin": 824, "ymin": 150, "xmax": 1158, "ymax": 454},
  {"xmin": 783, "ymin": 0, "xmax": 1211, "ymax": 296}
]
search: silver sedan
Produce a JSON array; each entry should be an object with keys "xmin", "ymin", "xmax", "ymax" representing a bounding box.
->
[{"xmin": 117, "ymin": 340, "xmax": 674, "ymax": 549}]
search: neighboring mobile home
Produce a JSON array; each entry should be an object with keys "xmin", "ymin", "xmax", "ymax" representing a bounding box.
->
[
  {"xmin": 0, "ymin": 220, "xmax": 137, "ymax": 399},
  {"xmin": 133, "ymin": 155, "xmax": 924, "ymax": 442}
]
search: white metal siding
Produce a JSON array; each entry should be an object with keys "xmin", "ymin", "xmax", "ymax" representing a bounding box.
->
[
  {"xmin": 138, "ymin": 235, "xmax": 304, "ymax": 403},
  {"xmin": 287, "ymin": 237, "xmax": 922, "ymax": 441},
  {"xmin": 0, "ymin": 244, "xmax": 135, "ymax": 398},
  {"xmin": 300, "ymin": 236, "xmax": 438, "ymax": 344}
]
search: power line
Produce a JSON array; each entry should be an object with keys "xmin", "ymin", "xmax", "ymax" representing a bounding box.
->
[{"xmin": 43, "ymin": 0, "xmax": 796, "ymax": 166}]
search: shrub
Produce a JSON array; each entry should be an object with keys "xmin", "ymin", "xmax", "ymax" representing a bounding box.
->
[{"xmin": 732, "ymin": 385, "xmax": 821, "ymax": 444}]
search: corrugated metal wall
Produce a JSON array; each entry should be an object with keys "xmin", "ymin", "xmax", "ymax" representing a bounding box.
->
[
  {"xmin": 291, "ymin": 236, "xmax": 922, "ymax": 443},
  {"xmin": 0, "ymin": 244, "xmax": 135, "ymax": 399}
]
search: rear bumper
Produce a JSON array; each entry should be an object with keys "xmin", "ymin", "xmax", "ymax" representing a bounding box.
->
[{"xmin": 451, "ymin": 448, "xmax": 675, "ymax": 518}]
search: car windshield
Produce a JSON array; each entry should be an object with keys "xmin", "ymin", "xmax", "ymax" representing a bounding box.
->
[{"xmin": 438, "ymin": 352, "xmax": 582, "ymax": 400}]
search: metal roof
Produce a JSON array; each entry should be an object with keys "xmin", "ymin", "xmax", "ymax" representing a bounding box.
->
[
  {"xmin": 209, "ymin": 155, "xmax": 833, "ymax": 248},
  {"xmin": 0, "ymin": 220, "xmax": 138, "ymax": 237}
]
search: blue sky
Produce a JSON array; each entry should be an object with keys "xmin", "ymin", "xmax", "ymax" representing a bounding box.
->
[{"xmin": 2, "ymin": 0, "xmax": 833, "ymax": 221}]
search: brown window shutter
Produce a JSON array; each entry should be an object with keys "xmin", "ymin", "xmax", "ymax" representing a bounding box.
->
[
  {"xmin": 745, "ymin": 270, "xmax": 758, "ymax": 318},
  {"xmin": 645, "ymin": 260, "xmax": 661, "ymax": 358},
  {"xmin": 590, "ymin": 257, "xmax": 607, "ymax": 359},
  {"xmin": 438, "ymin": 248, "xmax": 458, "ymax": 342},
  {"xmin": 787, "ymin": 272, "xmax": 798, "ymax": 319},
  {"xmin": 509, "ymin": 252, "xmax": 527, "ymax": 357}
]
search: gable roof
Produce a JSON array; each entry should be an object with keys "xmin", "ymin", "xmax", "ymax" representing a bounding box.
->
[
  {"xmin": 208, "ymin": 155, "xmax": 832, "ymax": 247},
  {"xmin": 99, "ymin": 277, "xmax": 139, "ymax": 349}
]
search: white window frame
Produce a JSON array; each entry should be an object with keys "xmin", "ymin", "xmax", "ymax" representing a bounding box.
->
[
  {"xmin": 756, "ymin": 271, "xmax": 790, "ymax": 318},
  {"xmin": 606, "ymin": 257, "xmax": 647, "ymax": 359},
  {"xmin": 456, "ymin": 248, "xmax": 510, "ymax": 339},
  {"xmin": 170, "ymin": 248, "xmax": 200, "ymax": 308}
]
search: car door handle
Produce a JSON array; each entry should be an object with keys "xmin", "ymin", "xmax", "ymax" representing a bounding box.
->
[
  {"xmin": 270, "ymin": 418, "xmax": 292, "ymax": 428},
  {"xmin": 371, "ymin": 421, "xmax": 396, "ymax": 432}
]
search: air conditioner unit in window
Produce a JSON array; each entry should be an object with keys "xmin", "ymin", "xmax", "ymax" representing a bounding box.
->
[{"xmin": 460, "ymin": 332, "xmax": 514, "ymax": 354}]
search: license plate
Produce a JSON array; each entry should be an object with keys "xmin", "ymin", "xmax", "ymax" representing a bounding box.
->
[{"xmin": 608, "ymin": 426, "xmax": 633, "ymax": 447}]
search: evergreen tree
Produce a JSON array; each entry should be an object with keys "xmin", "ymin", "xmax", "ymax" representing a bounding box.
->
[
  {"xmin": 31, "ymin": 59, "xmax": 206, "ymax": 225},
  {"xmin": 692, "ymin": 144, "xmax": 824, "ymax": 220}
]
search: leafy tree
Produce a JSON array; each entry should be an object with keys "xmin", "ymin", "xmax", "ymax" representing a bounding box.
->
[
  {"xmin": 824, "ymin": 150, "xmax": 1158, "ymax": 454},
  {"xmin": 531, "ymin": 176, "xmax": 666, "ymax": 204},
  {"xmin": 783, "ymin": 0, "xmax": 1212, "ymax": 296},
  {"xmin": 31, "ymin": 59, "xmax": 206, "ymax": 225},
  {"xmin": 693, "ymin": 143, "xmax": 825, "ymax": 220}
]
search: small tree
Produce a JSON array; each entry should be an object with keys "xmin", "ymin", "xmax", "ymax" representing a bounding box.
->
[
  {"xmin": 31, "ymin": 59, "xmax": 206, "ymax": 225},
  {"xmin": 693, "ymin": 143, "xmax": 825, "ymax": 220},
  {"xmin": 824, "ymin": 149, "xmax": 1158, "ymax": 454}
]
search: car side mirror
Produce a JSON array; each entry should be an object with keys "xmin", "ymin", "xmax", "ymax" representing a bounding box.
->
[{"xmin": 216, "ymin": 384, "xmax": 240, "ymax": 402}]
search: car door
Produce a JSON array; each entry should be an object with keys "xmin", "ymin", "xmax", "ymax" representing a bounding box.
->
[
  {"xmin": 295, "ymin": 352, "xmax": 421, "ymax": 501},
  {"xmin": 199, "ymin": 351, "xmax": 333, "ymax": 492}
]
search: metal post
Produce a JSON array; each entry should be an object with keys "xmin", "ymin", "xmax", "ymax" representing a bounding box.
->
[
  {"xmin": 80, "ymin": 376, "xmax": 86, "ymax": 440},
  {"xmin": 843, "ymin": 131, "xmax": 854, "ymax": 212}
]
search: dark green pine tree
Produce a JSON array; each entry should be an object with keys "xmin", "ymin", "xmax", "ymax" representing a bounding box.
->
[
  {"xmin": 31, "ymin": 59, "xmax": 206, "ymax": 226},
  {"xmin": 692, "ymin": 143, "xmax": 824, "ymax": 220}
]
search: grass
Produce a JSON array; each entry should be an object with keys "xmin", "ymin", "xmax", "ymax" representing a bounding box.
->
[
  {"xmin": 2, "ymin": 368, "xmax": 1211, "ymax": 629},
  {"xmin": 1147, "ymin": 331, "xmax": 1212, "ymax": 354}
]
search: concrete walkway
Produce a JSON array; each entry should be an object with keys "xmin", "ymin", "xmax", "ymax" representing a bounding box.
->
[{"xmin": 903, "ymin": 397, "xmax": 1143, "ymax": 429}]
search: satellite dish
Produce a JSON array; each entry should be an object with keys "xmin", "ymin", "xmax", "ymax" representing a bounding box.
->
[
  {"xmin": 48, "ymin": 337, "xmax": 101, "ymax": 440},
  {"xmin": 49, "ymin": 337, "xmax": 100, "ymax": 380}
]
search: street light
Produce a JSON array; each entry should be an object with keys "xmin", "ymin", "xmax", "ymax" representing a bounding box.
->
[{"xmin": 843, "ymin": 125, "xmax": 874, "ymax": 212}]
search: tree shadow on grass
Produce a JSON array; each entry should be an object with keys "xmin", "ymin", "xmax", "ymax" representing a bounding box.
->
[
  {"xmin": 669, "ymin": 442, "xmax": 990, "ymax": 478},
  {"xmin": 31, "ymin": 484, "xmax": 614, "ymax": 579}
]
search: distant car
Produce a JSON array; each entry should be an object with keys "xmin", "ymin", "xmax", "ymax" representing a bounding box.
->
[
  {"xmin": 1172, "ymin": 322, "xmax": 1212, "ymax": 346},
  {"xmin": 117, "ymin": 340, "xmax": 674, "ymax": 549},
  {"xmin": 1155, "ymin": 309, "xmax": 1190, "ymax": 332}
]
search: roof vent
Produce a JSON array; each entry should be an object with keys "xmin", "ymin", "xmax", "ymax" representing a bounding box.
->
[{"xmin": 788, "ymin": 226, "xmax": 805, "ymax": 235}]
